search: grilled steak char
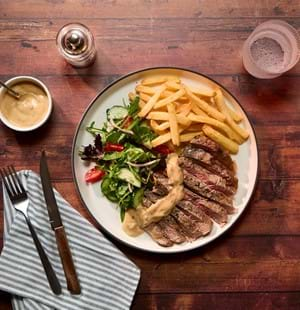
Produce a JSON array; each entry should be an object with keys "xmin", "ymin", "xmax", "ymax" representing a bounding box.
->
[
  {"xmin": 145, "ymin": 223, "xmax": 173, "ymax": 247},
  {"xmin": 183, "ymin": 144, "xmax": 238, "ymax": 188},
  {"xmin": 140, "ymin": 136, "xmax": 237, "ymax": 247},
  {"xmin": 179, "ymin": 157, "xmax": 235, "ymax": 196},
  {"xmin": 190, "ymin": 135, "xmax": 234, "ymax": 170},
  {"xmin": 183, "ymin": 170, "xmax": 233, "ymax": 208},
  {"xmin": 144, "ymin": 191, "xmax": 212, "ymax": 242},
  {"xmin": 143, "ymin": 193, "xmax": 186, "ymax": 245},
  {"xmin": 153, "ymin": 174, "xmax": 230, "ymax": 225}
]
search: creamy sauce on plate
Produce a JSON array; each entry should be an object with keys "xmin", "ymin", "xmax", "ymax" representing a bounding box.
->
[
  {"xmin": 0, "ymin": 82, "xmax": 49, "ymax": 128},
  {"xmin": 123, "ymin": 153, "xmax": 184, "ymax": 236}
]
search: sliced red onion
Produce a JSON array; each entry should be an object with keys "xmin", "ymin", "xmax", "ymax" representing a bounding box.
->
[
  {"xmin": 127, "ymin": 159, "xmax": 160, "ymax": 168},
  {"xmin": 109, "ymin": 119, "xmax": 134, "ymax": 135}
]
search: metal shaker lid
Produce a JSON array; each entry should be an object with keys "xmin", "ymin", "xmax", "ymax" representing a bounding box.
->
[{"xmin": 63, "ymin": 29, "xmax": 87, "ymax": 55}]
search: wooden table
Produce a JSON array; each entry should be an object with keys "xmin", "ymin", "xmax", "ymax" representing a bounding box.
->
[{"xmin": 1, "ymin": 1, "xmax": 300, "ymax": 309}]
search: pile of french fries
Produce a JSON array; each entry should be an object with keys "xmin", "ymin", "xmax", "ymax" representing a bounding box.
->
[{"xmin": 128, "ymin": 76, "xmax": 249, "ymax": 154}]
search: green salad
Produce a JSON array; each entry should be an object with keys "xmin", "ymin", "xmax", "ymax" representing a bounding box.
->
[{"xmin": 79, "ymin": 97, "xmax": 170, "ymax": 221}]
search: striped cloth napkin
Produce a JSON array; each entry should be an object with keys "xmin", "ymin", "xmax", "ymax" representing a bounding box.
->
[{"xmin": 0, "ymin": 170, "xmax": 140, "ymax": 310}]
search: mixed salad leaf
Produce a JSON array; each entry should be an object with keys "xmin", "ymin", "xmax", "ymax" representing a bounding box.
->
[{"xmin": 79, "ymin": 96, "xmax": 169, "ymax": 221}]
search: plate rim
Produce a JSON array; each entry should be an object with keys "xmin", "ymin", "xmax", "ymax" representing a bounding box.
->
[{"xmin": 71, "ymin": 66, "xmax": 259, "ymax": 254}]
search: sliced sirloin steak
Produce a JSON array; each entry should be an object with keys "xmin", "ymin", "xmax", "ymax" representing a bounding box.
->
[
  {"xmin": 144, "ymin": 223, "xmax": 173, "ymax": 247},
  {"xmin": 153, "ymin": 174, "xmax": 231, "ymax": 224},
  {"xmin": 171, "ymin": 206, "xmax": 212, "ymax": 241},
  {"xmin": 145, "ymin": 191, "xmax": 211, "ymax": 241},
  {"xmin": 183, "ymin": 187, "xmax": 231, "ymax": 225},
  {"xmin": 190, "ymin": 135, "xmax": 234, "ymax": 170},
  {"xmin": 143, "ymin": 193, "xmax": 186, "ymax": 244},
  {"xmin": 183, "ymin": 145, "xmax": 238, "ymax": 188},
  {"xmin": 183, "ymin": 170, "xmax": 233, "ymax": 209},
  {"xmin": 179, "ymin": 156, "xmax": 235, "ymax": 196},
  {"xmin": 177, "ymin": 200, "xmax": 212, "ymax": 235}
]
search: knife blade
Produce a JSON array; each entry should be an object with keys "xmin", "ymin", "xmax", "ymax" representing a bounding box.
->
[{"xmin": 40, "ymin": 150, "xmax": 81, "ymax": 295}]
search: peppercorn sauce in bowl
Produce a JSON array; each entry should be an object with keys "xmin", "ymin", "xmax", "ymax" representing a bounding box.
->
[{"xmin": 0, "ymin": 76, "xmax": 52, "ymax": 131}]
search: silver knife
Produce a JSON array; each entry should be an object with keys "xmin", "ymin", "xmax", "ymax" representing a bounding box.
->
[{"xmin": 40, "ymin": 150, "xmax": 81, "ymax": 295}]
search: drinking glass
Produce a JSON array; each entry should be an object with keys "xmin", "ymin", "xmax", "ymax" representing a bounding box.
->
[{"xmin": 242, "ymin": 20, "xmax": 300, "ymax": 79}]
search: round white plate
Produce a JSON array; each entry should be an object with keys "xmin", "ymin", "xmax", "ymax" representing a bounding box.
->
[{"xmin": 72, "ymin": 67, "xmax": 258, "ymax": 253}]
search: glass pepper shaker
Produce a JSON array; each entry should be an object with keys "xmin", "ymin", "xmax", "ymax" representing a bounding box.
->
[{"xmin": 56, "ymin": 23, "xmax": 96, "ymax": 68}]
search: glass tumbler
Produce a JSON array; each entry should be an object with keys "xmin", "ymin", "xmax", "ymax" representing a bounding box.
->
[{"xmin": 242, "ymin": 20, "xmax": 300, "ymax": 79}]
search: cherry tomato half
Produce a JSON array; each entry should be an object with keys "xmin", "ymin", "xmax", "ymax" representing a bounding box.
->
[
  {"xmin": 104, "ymin": 143, "xmax": 124, "ymax": 152},
  {"xmin": 85, "ymin": 167, "xmax": 105, "ymax": 183},
  {"xmin": 153, "ymin": 144, "xmax": 172, "ymax": 155}
]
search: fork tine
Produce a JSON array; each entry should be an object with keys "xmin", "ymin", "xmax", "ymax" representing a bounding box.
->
[
  {"xmin": 0, "ymin": 168, "xmax": 14, "ymax": 199},
  {"xmin": 8, "ymin": 165, "xmax": 24, "ymax": 194},
  {"xmin": 10, "ymin": 165, "xmax": 25, "ymax": 193},
  {"xmin": 4, "ymin": 167, "xmax": 19, "ymax": 195},
  {"xmin": 5, "ymin": 166, "xmax": 21, "ymax": 195}
]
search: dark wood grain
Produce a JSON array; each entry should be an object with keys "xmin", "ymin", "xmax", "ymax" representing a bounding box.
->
[
  {"xmin": 132, "ymin": 292, "xmax": 300, "ymax": 310},
  {"xmin": 1, "ymin": 1, "xmax": 300, "ymax": 309},
  {"xmin": 1, "ymin": 0, "xmax": 300, "ymax": 19}
]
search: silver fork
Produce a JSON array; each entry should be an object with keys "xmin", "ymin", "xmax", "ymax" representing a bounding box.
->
[{"xmin": 0, "ymin": 166, "xmax": 61, "ymax": 295}]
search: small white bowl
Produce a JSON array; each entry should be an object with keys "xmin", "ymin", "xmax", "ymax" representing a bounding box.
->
[{"xmin": 0, "ymin": 76, "xmax": 52, "ymax": 132}]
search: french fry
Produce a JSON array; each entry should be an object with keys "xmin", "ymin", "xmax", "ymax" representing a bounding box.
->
[
  {"xmin": 227, "ymin": 116, "xmax": 249, "ymax": 140},
  {"xmin": 138, "ymin": 86, "xmax": 166, "ymax": 118},
  {"xmin": 191, "ymin": 102, "xmax": 207, "ymax": 116},
  {"xmin": 139, "ymin": 92, "xmax": 151, "ymax": 102},
  {"xmin": 184, "ymin": 86, "xmax": 225, "ymax": 122},
  {"xmin": 147, "ymin": 111, "xmax": 191, "ymax": 126},
  {"xmin": 136, "ymin": 85, "xmax": 156, "ymax": 95},
  {"xmin": 161, "ymin": 90, "xmax": 188, "ymax": 102},
  {"xmin": 176, "ymin": 103, "xmax": 192, "ymax": 115},
  {"xmin": 165, "ymin": 80, "xmax": 181, "ymax": 91},
  {"xmin": 139, "ymin": 99, "xmax": 146, "ymax": 109},
  {"xmin": 179, "ymin": 131, "xmax": 203, "ymax": 142},
  {"xmin": 141, "ymin": 77, "xmax": 167, "ymax": 86},
  {"xmin": 156, "ymin": 121, "xmax": 170, "ymax": 131},
  {"xmin": 202, "ymin": 125, "xmax": 239, "ymax": 154},
  {"xmin": 151, "ymin": 132, "xmax": 172, "ymax": 147},
  {"xmin": 214, "ymin": 89, "xmax": 248, "ymax": 139},
  {"xmin": 187, "ymin": 113, "xmax": 243, "ymax": 143},
  {"xmin": 167, "ymin": 103, "xmax": 180, "ymax": 146},
  {"xmin": 188, "ymin": 85, "xmax": 216, "ymax": 98},
  {"xmin": 215, "ymin": 88, "xmax": 243, "ymax": 123},
  {"xmin": 146, "ymin": 112, "xmax": 169, "ymax": 121},
  {"xmin": 150, "ymin": 120, "xmax": 166, "ymax": 135},
  {"xmin": 176, "ymin": 114, "xmax": 192, "ymax": 126},
  {"xmin": 154, "ymin": 88, "xmax": 186, "ymax": 109}
]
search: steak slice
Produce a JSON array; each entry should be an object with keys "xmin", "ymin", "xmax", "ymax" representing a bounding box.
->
[
  {"xmin": 153, "ymin": 173, "xmax": 233, "ymax": 220},
  {"xmin": 177, "ymin": 200, "xmax": 212, "ymax": 236},
  {"xmin": 159, "ymin": 216, "xmax": 186, "ymax": 244},
  {"xmin": 145, "ymin": 189, "xmax": 211, "ymax": 241},
  {"xmin": 179, "ymin": 157, "xmax": 235, "ymax": 196},
  {"xmin": 183, "ymin": 170, "xmax": 233, "ymax": 208},
  {"xmin": 184, "ymin": 188, "xmax": 232, "ymax": 224},
  {"xmin": 143, "ymin": 193, "xmax": 186, "ymax": 244},
  {"xmin": 144, "ymin": 223, "xmax": 173, "ymax": 247},
  {"xmin": 171, "ymin": 206, "xmax": 210, "ymax": 241},
  {"xmin": 183, "ymin": 145, "xmax": 238, "ymax": 188},
  {"xmin": 190, "ymin": 135, "xmax": 234, "ymax": 170}
]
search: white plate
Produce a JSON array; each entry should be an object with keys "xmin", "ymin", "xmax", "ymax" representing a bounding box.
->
[{"xmin": 72, "ymin": 67, "xmax": 258, "ymax": 253}]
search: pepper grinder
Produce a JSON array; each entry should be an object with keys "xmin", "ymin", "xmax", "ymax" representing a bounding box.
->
[{"xmin": 56, "ymin": 23, "xmax": 96, "ymax": 68}]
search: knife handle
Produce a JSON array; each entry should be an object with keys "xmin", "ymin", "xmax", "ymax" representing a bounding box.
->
[{"xmin": 55, "ymin": 226, "xmax": 81, "ymax": 294}]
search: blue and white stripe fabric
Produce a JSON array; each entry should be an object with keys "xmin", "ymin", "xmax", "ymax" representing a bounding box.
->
[{"xmin": 0, "ymin": 170, "xmax": 140, "ymax": 310}]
